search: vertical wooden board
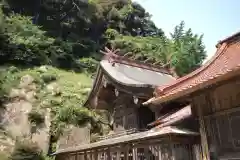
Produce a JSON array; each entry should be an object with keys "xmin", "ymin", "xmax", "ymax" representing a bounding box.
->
[
  {"xmin": 229, "ymin": 110, "xmax": 240, "ymax": 149},
  {"xmin": 192, "ymin": 144, "xmax": 202, "ymax": 160},
  {"xmin": 67, "ymin": 154, "xmax": 77, "ymax": 160},
  {"xmin": 212, "ymin": 79, "xmax": 240, "ymax": 112},
  {"xmin": 106, "ymin": 148, "xmax": 111, "ymax": 160},
  {"xmin": 160, "ymin": 143, "xmax": 172, "ymax": 160},
  {"xmin": 158, "ymin": 145, "xmax": 162, "ymax": 160},
  {"xmin": 77, "ymin": 153, "xmax": 85, "ymax": 160},
  {"xmin": 192, "ymin": 94, "xmax": 210, "ymax": 116},
  {"xmin": 172, "ymin": 144, "xmax": 192, "ymax": 160},
  {"xmin": 216, "ymin": 114, "xmax": 232, "ymax": 150}
]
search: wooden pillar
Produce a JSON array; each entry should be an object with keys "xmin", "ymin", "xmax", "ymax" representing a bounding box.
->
[
  {"xmin": 84, "ymin": 151, "xmax": 88, "ymax": 160},
  {"xmin": 133, "ymin": 147, "xmax": 137, "ymax": 160},
  {"xmin": 158, "ymin": 145, "xmax": 162, "ymax": 160},
  {"xmin": 94, "ymin": 150, "xmax": 98, "ymax": 160},
  {"xmin": 144, "ymin": 146, "xmax": 150, "ymax": 160},
  {"xmin": 107, "ymin": 148, "xmax": 111, "ymax": 160},
  {"xmin": 171, "ymin": 143, "xmax": 175, "ymax": 160},
  {"xmin": 91, "ymin": 151, "xmax": 95, "ymax": 160},
  {"xmin": 124, "ymin": 144, "xmax": 129, "ymax": 160},
  {"xmin": 116, "ymin": 147, "xmax": 121, "ymax": 160},
  {"xmin": 197, "ymin": 103, "xmax": 210, "ymax": 160}
]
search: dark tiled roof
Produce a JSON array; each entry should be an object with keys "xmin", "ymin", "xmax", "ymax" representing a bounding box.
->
[
  {"xmin": 101, "ymin": 59, "xmax": 175, "ymax": 87},
  {"xmin": 84, "ymin": 52, "xmax": 176, "ymax": 106}
]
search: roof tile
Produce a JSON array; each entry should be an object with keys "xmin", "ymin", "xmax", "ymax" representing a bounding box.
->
[{"xmin": 154, "ymin": 41, "xmax": 240, "ymax": 101}]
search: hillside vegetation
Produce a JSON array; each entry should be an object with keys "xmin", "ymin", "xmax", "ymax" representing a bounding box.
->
[{"xmin": 0, "ymin": 0, "xmax": 207, "ymax": 159}]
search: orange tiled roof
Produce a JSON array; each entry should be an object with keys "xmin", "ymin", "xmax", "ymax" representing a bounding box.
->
[{"xmin": 150, "ymin": 32, "xmax": 240, "ymax": 104}]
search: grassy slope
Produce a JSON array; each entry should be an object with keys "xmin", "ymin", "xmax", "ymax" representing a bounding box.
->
[{"xmin": 1, "ymin": 66, "xmax": 92, "ymax": 102}]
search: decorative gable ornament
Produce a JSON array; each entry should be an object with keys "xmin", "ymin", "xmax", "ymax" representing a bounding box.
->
[
  {"xmin": 103, "ymin": 79, "xmax": 108, "ymax": 88},
  {"xmin": 133, "ymin": 96, "xmax": 138, "ymax": 104},
  {"xmin": 114, "ymin": 88, "xmax": 119, "ymax": 97}
]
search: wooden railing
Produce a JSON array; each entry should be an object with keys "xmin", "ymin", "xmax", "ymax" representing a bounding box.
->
[{"xmin": 96, "ymin": 128, "xmax": 148, "ymax": 141}]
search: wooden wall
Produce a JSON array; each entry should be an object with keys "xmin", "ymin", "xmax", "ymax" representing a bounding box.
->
[
  {"xmin": 192, "ymin": 76, "xmax": 240, "ymax": 158},
  {"xmin": 114, "ymin": 102, "xmax": 138, "ymax": 132},
  {"xmin": 192, "ymin": 77, "xmax": 240, "ymax": 115},
  {"xmin": 111, "ymin": 94, "xmax": 139, "ymax": 132}
]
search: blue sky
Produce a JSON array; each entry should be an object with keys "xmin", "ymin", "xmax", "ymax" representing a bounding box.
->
[{"xmin": 133, "ymin": 0, "xmax": 240, "ymax": 60}]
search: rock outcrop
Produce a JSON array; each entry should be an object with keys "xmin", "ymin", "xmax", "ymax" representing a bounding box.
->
[{"xmin": 0, "ymin": 75, "xmax": 51, "ymax": 153}]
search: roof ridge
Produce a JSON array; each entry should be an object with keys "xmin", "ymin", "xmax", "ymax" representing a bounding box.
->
[
  {"xmin": 103, "ymin": 54, "xmax": 174, "ymax": 75},
  {"xmin": 155, "ymin": 42, "xmax": 228, "ymax": 95},
  {"xmin": 100, "ymin": 47, "xmax": 174, "ymax": 76},
  {"xmin": 217, "ymin": 31, "xmax": 240, "ymax": 46}
]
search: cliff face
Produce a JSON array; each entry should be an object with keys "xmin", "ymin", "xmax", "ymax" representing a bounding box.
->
[{"xmin": 0, "ymin": 74, "xmax": 51, "ymax": 153}]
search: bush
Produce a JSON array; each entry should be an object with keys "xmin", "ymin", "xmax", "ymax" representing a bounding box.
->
[
  {"xmin": 77, "ymin": 57, "xmax": 98, "ymax": 74},
  {"xmin": 105, "ymin": 29, "xmax": 119, "ymax": 40},
  {"xmin": 10, "ymin": 140, "xmax": 44, "ymax": 160},
  {"xmin": 41, "ymin": 73, "xmax": 57, "ymax": 84}
]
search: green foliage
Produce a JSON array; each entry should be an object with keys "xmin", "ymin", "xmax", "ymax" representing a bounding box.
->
[
  {"xmin": 0, "ymin": 66, "xmax": 21, "ymax": 97},
  {"xmin": 57, "ymin": 106, "xmax": 100, "ymax": 133},
  {"xmin": 169, "ymin": 21, "xmax": 206, "ymax": 76},
  {"xmin": 0, "ymin": 11, "xmax": 93, "ymax": 71},
  {"xmin": 0, "ymin": 151, "xmax": 9, "ymax": 160},
  {"xmin": 77, "ymin": 57, "xmax": 98, "ymax": 74},
  {"xmin": 5, "ymin": 14, "xmax": 54, "ymax": 46},
  {"xmin": 10, "ymin": 140, "xmax": 45, "ymax": 160},
  {"xmin": 110, "ymin": 21, "xmax": 206, "ymax": 76},
  {"xmin": 105, "ymin": 29, "xmax": 119, "ymax": 40},
  {"xmin": 41, "ymin": 73, "xmax": 57, "ymax": 84}
]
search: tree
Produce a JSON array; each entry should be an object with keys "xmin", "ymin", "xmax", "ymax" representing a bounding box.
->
[
  {"xmin": 169, "ymin": 21, "xmax": 206, "ymax": 76},
  {"xmin": 108, "ymin": 21, "xmax": 206, "ymax": 77}
]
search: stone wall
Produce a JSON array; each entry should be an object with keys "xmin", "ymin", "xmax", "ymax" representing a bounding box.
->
[{"xmin": 57, "ymin": 125, "xmax": 90, "ymax": 150}]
